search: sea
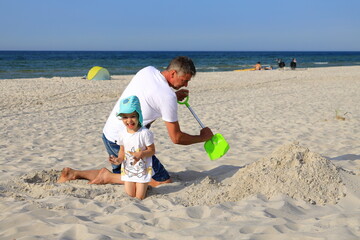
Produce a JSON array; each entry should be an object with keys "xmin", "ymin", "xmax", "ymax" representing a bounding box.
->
[{"xmin": 1, "ymin": 51, "xmax": 360, "ymax": 79}]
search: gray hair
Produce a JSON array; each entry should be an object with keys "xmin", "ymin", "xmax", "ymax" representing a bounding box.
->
[{"xmin": 166, "ymin": 56, "xmax": 196, "ymax": 76}]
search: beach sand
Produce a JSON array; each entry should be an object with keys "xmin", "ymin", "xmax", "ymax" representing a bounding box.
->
[{"xmin": 1, "ymin": 66, "xmax": 360, "ymax": 239}]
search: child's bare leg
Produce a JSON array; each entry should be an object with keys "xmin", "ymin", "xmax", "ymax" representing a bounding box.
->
[
  {"xmin": 57, "ymin": 168, "xmax": 101, "ymax": 183},
  {"xmin": 124, "ymin": 182, "xmax": 136, "ymax": 197},
  {"xmin": 88, "ymin": 168, "xmax": 124, "ymax": 185},
  {"xmin": 135, "ymin": 182, "xmax": 149, "ymax": 200}
]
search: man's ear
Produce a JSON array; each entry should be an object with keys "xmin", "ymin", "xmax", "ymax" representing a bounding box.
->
[{"xmin": 170, "ymin": 70, "xmax": 177, "ymax": 78}]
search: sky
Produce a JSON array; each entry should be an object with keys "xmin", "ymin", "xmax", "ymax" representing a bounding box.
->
[{"xmin": 1, "ymin": 0, "xmax": 360, "ymax": 51}]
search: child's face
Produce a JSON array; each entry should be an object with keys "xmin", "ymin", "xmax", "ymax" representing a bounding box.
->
[{"xmin": 120, "ymin": 112, "xmax": 140, "ymax": 132}]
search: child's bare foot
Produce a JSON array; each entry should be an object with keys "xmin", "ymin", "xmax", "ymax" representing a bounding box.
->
[{"xmin": 57, "ymin": 167, "xmax": 76, "ymax": 183}]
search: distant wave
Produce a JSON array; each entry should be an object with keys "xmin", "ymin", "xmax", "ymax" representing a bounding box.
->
[
  {"xmin": 314, "ymin": 62, "xmax": 329, "ymax": 65},
  {"xmin": 196, "ymin": 66, "xmax": 220, "ymax": 71},
  {"xmin": 205, "ymin": 66, "xmax": 219, "ymax": 70}
]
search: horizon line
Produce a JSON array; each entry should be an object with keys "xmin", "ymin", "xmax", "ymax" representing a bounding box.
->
[{"xmin": 1, "ymin": 50, "xmax": 360, "ymax": 52}]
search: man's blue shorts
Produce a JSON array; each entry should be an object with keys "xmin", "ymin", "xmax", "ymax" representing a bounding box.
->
[{"xmin": 102, "ymin": 134, "xmax": 170, "ymax": 182}]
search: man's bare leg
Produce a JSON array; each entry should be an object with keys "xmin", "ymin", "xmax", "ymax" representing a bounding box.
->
[
  {"xmin": 88, "ymin": 168, "xmax": 124, "ymax": 184},
  {"xmin": 88, "ymin": 168, "xmax": 172, "ymax": 186},
  {"xmin": 58, "ymin": 167, "xmax": 173, "ymax": 186},
  {"xmin": 57, "ymin": 167, "xmax": 101, "ymax": 183}
]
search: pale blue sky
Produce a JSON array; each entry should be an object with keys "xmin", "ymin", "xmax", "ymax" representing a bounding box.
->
[{"xmin": 1, "ymin": 0, "xmax": 360, "ymax": 51}]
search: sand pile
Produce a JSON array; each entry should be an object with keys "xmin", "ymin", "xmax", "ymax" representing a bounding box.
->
[{"xmin": 179, "ymin": 142, "xmax": 346, "ymax": 206}]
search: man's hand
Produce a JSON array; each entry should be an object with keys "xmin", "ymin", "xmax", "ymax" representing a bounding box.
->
[
  {"xmin": 175, "ymin": 89, "xmax": 189, "ymax": 102},
  {"xmin": 109, "ymin": 155, "xmax": 123, "ymax": 165},
  {"xmin": 200, "ymin": 127, "xmax": 214, "ymax": 142}
]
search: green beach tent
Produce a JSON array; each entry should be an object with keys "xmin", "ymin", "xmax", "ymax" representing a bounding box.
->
[{"xmin": 87, "ymin": 66, "xmax": 110, "ymax": 80}]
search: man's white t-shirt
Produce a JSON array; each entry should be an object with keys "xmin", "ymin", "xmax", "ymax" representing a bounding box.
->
[
  {"xmin": 103, "ymin": 66, "xmax": 178, "ymax": 143},
  {"xmin": 118, "ymin": 127, "xmax": 154, "ymax": 183}
]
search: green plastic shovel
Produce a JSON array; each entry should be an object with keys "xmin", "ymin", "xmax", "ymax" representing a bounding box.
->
[{"xmin": 178, "ymin": 96, "xmax": 230, "ymax": 160}]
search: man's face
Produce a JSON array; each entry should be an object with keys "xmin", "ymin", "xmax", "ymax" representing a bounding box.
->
[{"xmin": 170, "ymin": 70, "xmax": 192, "ymax": 90}]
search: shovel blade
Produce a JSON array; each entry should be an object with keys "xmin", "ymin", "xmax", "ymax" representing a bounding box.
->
[{"xmin": 204, "ymin": 133, "xmax": 230, "ymax": 160}]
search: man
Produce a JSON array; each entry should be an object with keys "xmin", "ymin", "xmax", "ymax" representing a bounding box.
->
[{"xmin": 58, "ymin": 56, "xmax": 214, "ymax": 187}]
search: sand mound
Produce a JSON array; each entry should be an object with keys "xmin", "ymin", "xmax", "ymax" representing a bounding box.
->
[{"xmin": 179, "ymin": 142, "xmax": 346, "ymax": 206}]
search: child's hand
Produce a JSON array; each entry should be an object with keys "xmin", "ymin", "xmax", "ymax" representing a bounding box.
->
[
  {"xmin": 109, "ymin": 155, "xmax": 122, "ymax": 165},
  {"xmin": 128, "ymin": 151, "xmax": 142, "ymax": 162}
]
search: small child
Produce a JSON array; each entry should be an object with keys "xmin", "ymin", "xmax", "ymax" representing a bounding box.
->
[{"xmin": 110, "ymin": 95, "xmax": 155, "ymax": 200}]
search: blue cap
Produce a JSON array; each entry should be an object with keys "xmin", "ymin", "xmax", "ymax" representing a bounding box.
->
[{"xmin": 116, "ymin": 95, "xmax": 143, "ymax": 126}]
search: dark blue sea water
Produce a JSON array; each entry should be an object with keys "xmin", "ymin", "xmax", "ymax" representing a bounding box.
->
[{"xmin": 1, "ymin": 51, "xmax": 360, "ymax": 79}]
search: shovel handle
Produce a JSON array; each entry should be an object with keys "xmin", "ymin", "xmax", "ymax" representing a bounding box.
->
[
  {"xmin": 178, "ymin": 96, "xmax": 206, "ymax": 129},
  {"xmin": 177, "ymin": 95, "xmax": 190, "ymax": 107}
]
